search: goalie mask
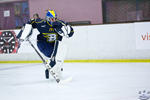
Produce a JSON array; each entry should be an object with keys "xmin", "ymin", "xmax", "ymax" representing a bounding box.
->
[{"xmin": 46, "ymin": 10, "xmax": 57, "ymax": 22}]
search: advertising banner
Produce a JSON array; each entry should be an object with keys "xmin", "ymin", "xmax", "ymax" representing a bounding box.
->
[
  {"xmin": 135, "ymin": 22, "xmax": 150, "ymax": 50},
  {"xmin": 0, "ymin": 31, "xmax": 19, "ymax": 53}
]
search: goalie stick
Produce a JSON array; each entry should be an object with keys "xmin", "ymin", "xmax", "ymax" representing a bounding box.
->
[
  {"xmin": 28, "ymin": 39, "xmax": 72, "ymax": 84},
  {"xmin": 27, "ymin": 39, "xmax": 61, "ymax": 83},
  {"xmin": 27, "ymin": 39, "xmax": 47, "ymax": 65}
]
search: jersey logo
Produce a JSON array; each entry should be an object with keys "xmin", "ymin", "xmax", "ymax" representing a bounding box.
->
[
  {"xmin": 49, "ymin": 28, "xmax": 54, "ymax": 31},
  {"xmin": 42, "ymin": 33, "xmax": 58, "ymax": 42}
]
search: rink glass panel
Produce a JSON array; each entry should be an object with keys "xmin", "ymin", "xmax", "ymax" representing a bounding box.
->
[{"xmin": 102, "ymin": 0, "xmax": 150, "ymax": 23}]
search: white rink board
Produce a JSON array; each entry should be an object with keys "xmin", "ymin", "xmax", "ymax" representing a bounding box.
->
[{"xmin": 0, "ymin": 22, "xmax": 150, "ymax": 61}]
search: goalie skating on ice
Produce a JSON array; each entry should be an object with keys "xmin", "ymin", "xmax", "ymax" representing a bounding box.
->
[{"xmin": 17, "ymin": 10, "xmax": 74, "ymax": 83}]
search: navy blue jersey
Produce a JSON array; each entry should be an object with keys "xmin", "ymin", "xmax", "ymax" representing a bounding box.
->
[
  {"xmin": 17, "ymin": 18, "xmax": 74, "ymax": 58},
  {"xmin": 28, "ymin": 18, "xmax": 67, "ymax": 43}
]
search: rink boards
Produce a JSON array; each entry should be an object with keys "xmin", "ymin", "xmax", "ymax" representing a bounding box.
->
[{"xmin": 0, "ymin": 22, "xmax": 150, "ymax": 63}]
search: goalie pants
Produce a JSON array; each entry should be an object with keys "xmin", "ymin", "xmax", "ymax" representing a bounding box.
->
[{"xmin": 37, "ymin": 40, "xmax": 57, "ymax": 58}]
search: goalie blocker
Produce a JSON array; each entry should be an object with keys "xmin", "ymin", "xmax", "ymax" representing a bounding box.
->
[{"xmin": 17, "ymin": 24, "xmax": 32, "ymax": 41}]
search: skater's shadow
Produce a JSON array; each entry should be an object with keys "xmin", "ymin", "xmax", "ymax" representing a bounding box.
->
[
  {"xmin": 12, "ymin": 79, "xmax": 55, "ymax": 86},
  {"xmin": 0, "ymin": 64, "xmax": 41, "ymax": 71}
]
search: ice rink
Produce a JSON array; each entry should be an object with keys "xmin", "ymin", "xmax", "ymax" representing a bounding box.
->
[{"xmin": 0, "ymin": 63, "xmax": 150, "ymax": 100}]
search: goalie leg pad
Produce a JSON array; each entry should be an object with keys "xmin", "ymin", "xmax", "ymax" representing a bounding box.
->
[{"xmin": 49, "ymin": 40, "xmax": 67, "ymax": 79}]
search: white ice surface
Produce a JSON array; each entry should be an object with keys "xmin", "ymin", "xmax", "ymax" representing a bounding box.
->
[{"xmin": 0, "ymin": 63, "xmax": 150, "ymax": 100}]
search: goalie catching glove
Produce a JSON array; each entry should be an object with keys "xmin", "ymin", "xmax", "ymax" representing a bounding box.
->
[{"xmin": 55, "ymin": 24, "xmax": 74, "ymax": 38}]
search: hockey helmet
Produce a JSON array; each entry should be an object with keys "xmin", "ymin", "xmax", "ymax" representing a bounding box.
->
[{"xmin": 46, "ymin": 10, "xmax": 57, "ymax": 19}]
